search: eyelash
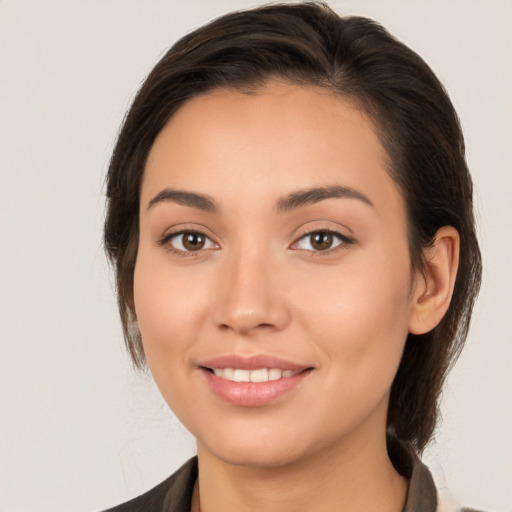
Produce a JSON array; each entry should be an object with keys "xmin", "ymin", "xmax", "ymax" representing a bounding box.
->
[
  {"xmin": 157, "ymin": 229, "xmax": 218, "ymax": 256},
  {"xmin": 292, "ymin": 229, "xmax": 355, "ymax": 255},
  {"xmin": 157, "ymin": 228, "xmax": 354, "ymax": 256}
]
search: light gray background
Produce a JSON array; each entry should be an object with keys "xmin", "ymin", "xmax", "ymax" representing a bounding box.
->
[{"xmin": 0, "ymin": 1, "xmax": 511, "ymax": 511}]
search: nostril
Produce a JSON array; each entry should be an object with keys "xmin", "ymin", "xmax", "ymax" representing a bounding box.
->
[
  {"xmin": 217, "ymin": 321, "xmax": 275, "ymax": 333},
  {"xmin": 215, "ymin": 303, "xmax": 291, "ymax": 334}
]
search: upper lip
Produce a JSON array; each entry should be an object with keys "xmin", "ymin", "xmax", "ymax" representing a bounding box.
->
[{"xmin": 199, "ymin": 354, "xmax": 311, "ymax": 372}]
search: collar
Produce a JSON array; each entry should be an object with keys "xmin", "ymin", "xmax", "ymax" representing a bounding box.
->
[{"xmin": 163, "ymin": 445, "xmax": 438, "ymax": 512}]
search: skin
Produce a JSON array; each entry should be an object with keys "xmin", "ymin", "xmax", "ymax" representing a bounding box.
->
[{"xmin": 134, "ymin": 82, "xmax": 459, "ymax": 512}]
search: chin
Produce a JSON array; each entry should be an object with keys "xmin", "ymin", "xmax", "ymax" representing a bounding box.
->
[
  {"xmin": 212, "ymin": 445, "xmax": 302, "ymax": 469},
  {"xmin": 197, "ymin": 428, "xmax": 309, "ymax": 469}
]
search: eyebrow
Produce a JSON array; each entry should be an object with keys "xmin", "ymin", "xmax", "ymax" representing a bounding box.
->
[
  {"xmin": 147, "ymin": 189, "xmax": 219, "ymax": 212},
  {"xmin": 275, "ymin": 185, "xmax": 374, "ymax": 213},
  {"xmin": 147, "ymin": 184, "xmax": 374, "ymax": 214}
]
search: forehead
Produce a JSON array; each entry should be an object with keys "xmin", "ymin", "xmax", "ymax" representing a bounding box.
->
[{"xmin": 142, "ymin": 82, "xmax": 403, "ymax": 219}]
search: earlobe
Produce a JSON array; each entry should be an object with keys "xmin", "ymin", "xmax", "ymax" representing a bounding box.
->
[{"xmin": 408, "ymin": 226, "xmax": 460, "ymax": 335}]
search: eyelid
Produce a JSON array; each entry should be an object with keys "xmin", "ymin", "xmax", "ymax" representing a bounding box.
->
[
  {"xmin": 156, "ymin": 223, "xmax": 354, "ymax": 255},
  {"xmin": 290, "ymin": 227, "xmax": 355, "ymax": 253},
  {"xmin": 157, "ymin": 226, "xmax": 220, "ymax": 254}
]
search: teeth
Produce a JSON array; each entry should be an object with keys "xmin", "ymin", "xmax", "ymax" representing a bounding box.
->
[
  {"xmin": 268, "ymin": 369, "xmax": 282, "ymax": 380},
  {"xmin": 233, "ymin": 369, "xmax": 250, "ymax": 382},
  {"xmin": 250, "ymin": 368, "xmax": 268, "ymax": 382},
  {"xmin": 211, "ymin": 368, "xmax": 299, "ymax": 382},
  {"xmin": 222, "ymin": 368, "xmax": 234, "ymax": 380}
]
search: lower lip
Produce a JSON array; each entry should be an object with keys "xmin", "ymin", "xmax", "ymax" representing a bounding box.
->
[{"xmin": 201, "ymin": 368, "xmax": 312, "ymax": 407}]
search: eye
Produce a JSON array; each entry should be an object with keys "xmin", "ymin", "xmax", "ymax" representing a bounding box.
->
[
  {"xmin": 163, "ymin": 230, "xmax": 218, "ymax": 253},
  {"xmin": 293, "ymin": 230, "xmax": 351, "ymax": 252}
]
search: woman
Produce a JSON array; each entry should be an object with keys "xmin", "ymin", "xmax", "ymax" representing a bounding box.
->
[{"xmin": 102, "ymin": 3, "xmax": 482, "ymax": 511}]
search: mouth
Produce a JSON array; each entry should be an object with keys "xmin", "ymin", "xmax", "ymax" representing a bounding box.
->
[
  {"xmin": 203, "ymin": 367, "xmax": 303, "ymax": 383},
  {"xmin": 198, "ymin": 355, "xmax": 314, "ymax": 407}
]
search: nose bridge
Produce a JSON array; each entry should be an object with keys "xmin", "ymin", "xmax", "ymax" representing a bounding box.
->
[{"xmin": 214, "ymin": 241, "xmax": 289, "ymax": 334}]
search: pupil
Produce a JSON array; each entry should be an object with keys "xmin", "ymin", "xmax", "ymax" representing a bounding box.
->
[
  {"xmin": 312, "ymin": 232, "xmax": 332, "ymax": 250},
  {"xmin": 184, "ymin": 233, "xmax": 204, "ymax": 251}
]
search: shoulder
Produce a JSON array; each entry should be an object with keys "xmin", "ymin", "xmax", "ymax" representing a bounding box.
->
[
  {"xmin": 388, "ymin": 436, "xmax": 488, "ymax": 512},
  {"xmin": 422, "ymin": 463, "xmax": 489, "ymax": 512},
  {"xmin": 100, "ymin": 457, "xmax": 198, "ymax": 512},
  {"xmin": 429, "ymin": 468, "xmax": 488, "ymax": 512}
]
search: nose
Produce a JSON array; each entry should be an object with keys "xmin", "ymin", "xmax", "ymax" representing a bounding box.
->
[{"xmin": 213, "ymin": 249, "xmax": 291, "ymax": 336}]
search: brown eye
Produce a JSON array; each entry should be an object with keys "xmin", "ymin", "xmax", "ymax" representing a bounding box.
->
[
  {"xmin": 167, "ymin": 231, "xmax": 217, "ymax": 252},
  {"xmin": 182, "ymin": 232, "xmax": 205, "ymax": 251},
  {"xmin": 294, "ymin": 230, "xmax": 350, "ymax": 252},
  {"xmin": 310, "ymin": 232, "xmax": 334, "ymax": 251}
]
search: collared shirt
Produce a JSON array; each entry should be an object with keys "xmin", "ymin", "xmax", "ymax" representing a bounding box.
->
[{"xmin": 101, "ymin": 451, "xmax": 481, "ymax": 512}]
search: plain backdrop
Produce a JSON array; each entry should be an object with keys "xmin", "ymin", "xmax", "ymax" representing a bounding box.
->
[{"xmin": 0, "ymin": 1, "xmax": 511, "ymax": 511}]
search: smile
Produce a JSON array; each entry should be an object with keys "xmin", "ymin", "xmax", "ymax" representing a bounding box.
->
[
  {"xmin": 199, "ymin": 355, "xmax": 313, "ymax": 407},
  {"xmin": 209, "ymin": 368, "xmax": 300, "ymax": 382}
]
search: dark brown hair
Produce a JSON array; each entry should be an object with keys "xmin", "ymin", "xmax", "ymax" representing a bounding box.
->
[{"xmin": 104, "ymin": 2, "xmax": 482, "ymax": 452}]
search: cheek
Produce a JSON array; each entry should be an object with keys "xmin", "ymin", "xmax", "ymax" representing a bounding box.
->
[
  {"xmin": 293, "ymin": 246, "xmax": 413, "ymax": 381},
  {"xmin": 133, "ymin": 251, "xmax": 208, "ymax": 361},
  {"xmin": 132, "ymin": 252, "xmax": 213, "ymax": 422}
]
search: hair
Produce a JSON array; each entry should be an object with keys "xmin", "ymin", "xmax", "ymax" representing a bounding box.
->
[{"xmin": 104, "ymin": 2, "xmax": 482, "ymax": 453}]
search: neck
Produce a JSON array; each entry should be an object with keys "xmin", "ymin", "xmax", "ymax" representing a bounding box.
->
[{"xmin": 192, "ymin": 427, "xmax": 408, "ymax": 512}]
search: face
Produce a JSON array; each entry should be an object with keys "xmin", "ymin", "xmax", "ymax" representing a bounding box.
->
[{"xmin": 134, "ymin": 83, "xmax": 418, "ymax": 468}]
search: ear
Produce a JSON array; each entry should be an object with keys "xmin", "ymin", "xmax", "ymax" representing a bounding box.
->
[{"xmin": 408, "ymin": 226, "xmax": 460, "ymax": 335}]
